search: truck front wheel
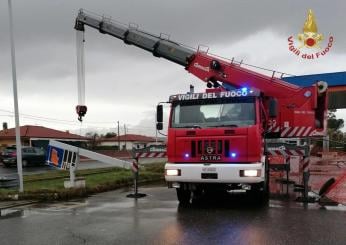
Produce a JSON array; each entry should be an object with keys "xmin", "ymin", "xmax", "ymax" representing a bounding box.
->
[
  {"xmin": 249, "ymin": 182, "xmax": 269, "ymax": 203},
  {"xmin": 176, "ymin": 188, "xmax": 191, "ymax": 205}
]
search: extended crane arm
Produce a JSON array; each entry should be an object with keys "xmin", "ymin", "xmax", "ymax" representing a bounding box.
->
[
  {"xmin": 75, "ymin": 10, "xmax": 194, "ymax": 67},
  {"xmin": 75, "ymin": 10, "xmax": 309, "ymax": 99}
]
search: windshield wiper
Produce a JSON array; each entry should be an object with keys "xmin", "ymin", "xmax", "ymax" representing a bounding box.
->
[
  {"xmin": 214, "ymin": 124, "xmax": 238, "ymax": 128},
  {"xmin": 173, "ymin": 125, "xmax": 202, "ymax": 129}
]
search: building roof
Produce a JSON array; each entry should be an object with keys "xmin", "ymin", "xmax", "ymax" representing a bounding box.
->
[
  {"xmin": 0, "ymin": 125, "xmax": 86, "ymax": 140},
  {"xmin": 283, "ymin": 72, "xmax": 346, "ymax": 109},
  {"xmin": 282, "ymin": 71, "xmax": 346, "ymax": 88},
  {"xmin": 101, "ymin": 134, "xmax": 163, "ymax": 142}
]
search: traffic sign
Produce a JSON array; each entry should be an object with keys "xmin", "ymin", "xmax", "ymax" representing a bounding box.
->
[{"xmin": 46, "ymin": 145, "xmax": 76, "ymax": 170}]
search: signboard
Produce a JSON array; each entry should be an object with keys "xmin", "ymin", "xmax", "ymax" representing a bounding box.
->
[
  {"xmin": 133, "ymin": 145, "xmax": 167, "ymax": 158},
  {"xmin": 169, "ymin": 88, "xmax": 259, "ymax": 102},
  {"xmin": 46, "ymin": 145, "xmax": 77, "ymax": 170},
  {"xmin": 266, "ymin": 142, "xmax": 309, "ymax": 157}
]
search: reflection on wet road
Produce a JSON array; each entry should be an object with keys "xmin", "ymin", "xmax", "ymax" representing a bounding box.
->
[{"xmin": 1, "ymin": 186, "xmax": 345, "ymax": 245}]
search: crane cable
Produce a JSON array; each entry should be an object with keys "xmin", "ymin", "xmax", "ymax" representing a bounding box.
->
[{"xmin": 76, "ymin": 30, "xmax": 87, "ymax": 122}]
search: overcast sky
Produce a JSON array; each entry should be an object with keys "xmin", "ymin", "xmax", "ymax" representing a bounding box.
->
[{"xmin": 0, "ymin": 0, "xmax": 345, "ymax": 136}]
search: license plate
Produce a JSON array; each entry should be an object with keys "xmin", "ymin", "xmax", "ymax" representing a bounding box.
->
[
  {"xmin": 201, "ymin": 173, "xmax": 218, "ymax": 179},
  {"xmin": 202, "ymin": 167, "xmax": 216, "ymax": 172}
]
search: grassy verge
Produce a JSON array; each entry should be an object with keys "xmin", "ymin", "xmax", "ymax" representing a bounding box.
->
[{"xmin": 0, "ymin": 163, "xmax": 165, "ymax": 201}]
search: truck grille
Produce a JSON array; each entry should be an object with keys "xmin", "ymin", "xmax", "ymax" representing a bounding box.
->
[{"xmin": 191, "ymin": 140, "xmax": 230, "ymax": 158}]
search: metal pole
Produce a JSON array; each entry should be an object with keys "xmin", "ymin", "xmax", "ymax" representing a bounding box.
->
[
  {"xmin": 134, "ymin": 171, "xmax": 138, "ymax": 196},
  {"xmin": 8, "ymin": 0, "xmax": 23, "ymax": 192},
  {"xmin": 70, "ymin": 153, "xmax": 77, "ymax": 188},
  {"xmin": 124, "ymin": 124, "xmax": 127, "ymax": 150},
  {"xmin": 323, "ymin": 135, "xmax": 329, "ymax": 153},
  {"xmin": 117, "ymin": 121, "xmax": 120, "ymax": 151}
]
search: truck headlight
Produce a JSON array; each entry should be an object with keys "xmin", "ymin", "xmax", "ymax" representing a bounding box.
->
[
  {"xmin": 166, "ymin": 169, "xmax": 181, "ymax": 176},
  {"xmin": 240, "ymin": 170, "xmax": 260, "ymax": 177}
]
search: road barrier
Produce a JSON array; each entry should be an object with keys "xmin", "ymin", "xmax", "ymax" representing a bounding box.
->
[
  {"xmin": 0, "ymin": 174, "xmax": 19, "ymax": 188},
  {"xmin": 135, "ymin": 152, "xmax": 167, "ymax": 158},
  {"xmin": 126, "ymin": 157, "xmax": 146, "ymax": 198}
]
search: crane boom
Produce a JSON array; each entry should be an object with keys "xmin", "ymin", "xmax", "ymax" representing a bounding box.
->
[
  {"xmin": 75, "ymin": 10, "xmax": 194, "ymax": 67},
  {"xmin": 75, "ymin": 9, "xmax": 311, "ymax": 99}
]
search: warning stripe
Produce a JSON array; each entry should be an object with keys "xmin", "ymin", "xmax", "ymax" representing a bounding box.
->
[
  {"xmin": 302, "ymin": 126, "xmax": 312, "ymax": 137},
  {"xmin": 301, "ymin": 157, "xmax": 310, "ymax": 172},
  {"xmin": 281, "ymin": 127, "xmax": 291, "ymax": 137},
  {"xmin": 136, "ymin": 152, "xmax": 167, "ymax": 158},
  {"xmin": 267, "ymin": 149, "xmax": 305, "ymax": 156},
  {"xmin": 132, "ymin": 160, "xmax": 139, "ymax": 173},
  {"xmin": 296, "ymin": 127, "xmax": 306, "ymax": 137},
  {"xmin": 267, "ymin": 125, "xmax": 317, "ymax": 137},
  {"xmin": 280, "ymin": 126, "xmax": 314, "ymax": 137},
  {"xmin": 288, "ymin": 127, "xmax": 299, "ymax": 137}
]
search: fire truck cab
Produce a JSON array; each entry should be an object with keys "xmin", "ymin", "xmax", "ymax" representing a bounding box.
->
[{"xmin": 161, "ymin": 88, "xmax": 270, "ymax": 203}]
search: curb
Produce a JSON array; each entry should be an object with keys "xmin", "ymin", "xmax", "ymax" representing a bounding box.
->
[{"xmin": 0, "ymin": 176, "xmax": 165, "ymax": 202}]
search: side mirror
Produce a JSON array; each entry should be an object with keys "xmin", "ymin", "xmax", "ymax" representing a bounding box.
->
[
  {"xmin": 269, "ymin": 98, "xmax": 278, "ymax": 118},
  {"xmin": 156, "ymin": 105, "xmax": 163, "ymax": 130}
]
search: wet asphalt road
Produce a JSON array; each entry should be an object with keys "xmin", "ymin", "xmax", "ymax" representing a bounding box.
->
[{"xmin": 1, "ymin": 186, "xmax": 346, "ymax": 245}]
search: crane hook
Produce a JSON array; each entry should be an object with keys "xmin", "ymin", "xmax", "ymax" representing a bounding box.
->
[{"xmin": 76, "ymin": 105, "xmax": 87, "ymax": 122}]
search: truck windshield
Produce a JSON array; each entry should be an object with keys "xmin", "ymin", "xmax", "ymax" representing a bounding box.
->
[{"xmin": 171, "ymin": 99, "xmax": 255, "ymax": 128}]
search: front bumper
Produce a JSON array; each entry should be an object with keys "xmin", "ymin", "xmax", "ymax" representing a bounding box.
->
[{"xmin": 165, "ymin": 162, "xmax": 265, "ymax": 184}]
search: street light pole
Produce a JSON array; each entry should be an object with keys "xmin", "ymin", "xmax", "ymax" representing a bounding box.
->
[
  {"xmin": 8, "ymin": 0, "xmax": 24, "ymax": 192},
  {"xmin": 117, "ymin": 121, "xmax": 120, "ymax": 151}
]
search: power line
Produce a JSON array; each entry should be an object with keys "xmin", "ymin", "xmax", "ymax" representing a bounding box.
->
[{"xmin": 0, "ymin": 108, "xmax": 138, "ymax": 125}]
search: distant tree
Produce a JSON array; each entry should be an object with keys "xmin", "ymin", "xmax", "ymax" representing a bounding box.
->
[
  {"xmin": 85, "ymin": 132, "xmax": 100, "ymax": 149},
  {"xmin": 328, "ymin": 109, "xmax": 344, "ymax": 132},
  {"xmin": 104, "ymin": 132, "xmax": 117, "ymax": 138},
  {"xmin": 327, "ymin": 110, "xmax": 345, "ymax": 147}
]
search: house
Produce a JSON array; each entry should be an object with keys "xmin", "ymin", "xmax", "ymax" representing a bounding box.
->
[
  {"xmin": 0, "ymin": 125, "xmax": 88, "ymax": 150},
  {"xmin": 99, "ymin": 134, "xmax": 165, "ymax": 150}
]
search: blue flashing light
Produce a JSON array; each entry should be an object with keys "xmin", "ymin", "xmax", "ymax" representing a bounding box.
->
[
  {"xmin": 231, "ymin": 152, "xmax": 237, "ymax": 158},
  {"xmin": 184, "ymin": 153, "xmax": 190, "ymax": 158},
  {"xmin": 241, "ymin": 87, "xmax": 248, "ymax": 92},
  {"xmin": 249, "ymin": 90, "xmax": 254, "ymax": 93}
]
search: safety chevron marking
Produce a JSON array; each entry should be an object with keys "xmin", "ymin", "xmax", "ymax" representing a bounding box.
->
[{"xmin": 135, "ymin": 152, "xmax": 167, "ymax": 158}]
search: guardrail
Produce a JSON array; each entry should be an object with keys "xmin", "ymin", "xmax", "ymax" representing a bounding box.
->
[{"xmin": 0, "ymin": 174, "xmax": 19, "ymax": 188}]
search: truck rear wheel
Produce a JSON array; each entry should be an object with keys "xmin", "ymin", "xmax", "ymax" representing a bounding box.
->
[{"xmin": 176, "ymin": 188, "xmax": 191, "ymax": 205}]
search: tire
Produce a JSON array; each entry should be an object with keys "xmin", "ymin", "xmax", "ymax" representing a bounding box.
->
[
  {"xmin": 249, "ymin": 159, "xmax": 269, "ymax": 203},
  {"xmin": 249, "ymin": 182, "xmax": 269, "ymax": 203},
  {"xmin": 176, "ymin": 188, "xmax": 191, "ymax": 205},
  {"xmin": 259, "ymin": 156, "xmax": 270, "ymax": 203},
  {"xmin": 22, "ymin": 159, "xmax": 28, "ymax": 167}
]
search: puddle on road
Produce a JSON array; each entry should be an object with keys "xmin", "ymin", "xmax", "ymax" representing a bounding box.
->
[
  {"xmin": 0, "ymin": 209, "xmax": 24, "ymax": 219},
  {"xmin": 29, "ymin": 200, "xmax": 88, "ymax": 211},
  {"xmin": 321, "ymin": 204, "xmax": 346, "ymax": 211}
]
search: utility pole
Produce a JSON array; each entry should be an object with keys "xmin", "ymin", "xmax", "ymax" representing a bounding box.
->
[
  {"xmin": 8, "ymin": 0, "xmax": 23, "ymax": 192},
  {"xmin": 117, "ymin": 121, "xmax": 120, "ymax": 151},
  {"xmin": 124, "ymin": 124, "xmax": 127, "ymax": 150}
]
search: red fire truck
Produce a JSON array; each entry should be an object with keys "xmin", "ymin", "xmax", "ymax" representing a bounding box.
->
[{"xmin": 74, "ymin": 10, "xmax": 328, "ymax": 204}]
